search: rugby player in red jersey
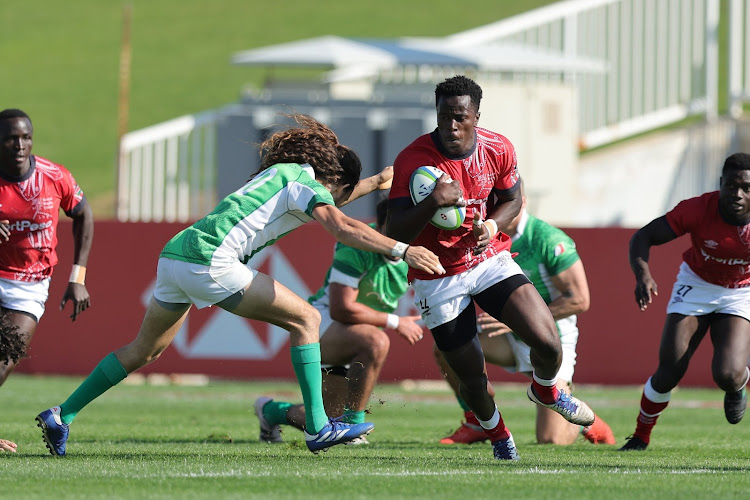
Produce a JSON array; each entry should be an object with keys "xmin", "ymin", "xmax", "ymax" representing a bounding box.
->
[
  {"xmin": 386, "ymin": 75, "xmax": 595, "ymax": 460},
  {"xmin": 0, "ymin": 108, "xmax": 94, "ymax": 386},
  {"xmin": 620, "ymin": 152, "xmax": 750, "ymax": 451}
]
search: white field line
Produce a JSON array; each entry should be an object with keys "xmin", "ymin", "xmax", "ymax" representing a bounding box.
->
[{"xmin": 102, "ymin": 467, "xmax": 731, "ymax": 479}]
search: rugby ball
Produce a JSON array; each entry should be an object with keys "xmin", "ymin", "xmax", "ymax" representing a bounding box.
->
[{"xmin": 409, "ymin": 166, "xmax": 466, "ymax": 231}]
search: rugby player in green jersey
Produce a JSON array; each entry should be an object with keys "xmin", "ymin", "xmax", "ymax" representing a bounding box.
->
[
  {"xmin": 36, "ymin": 114, "xmax": 444, "ymax": 456},
  {"xmin": 255, "ymin": 199, "xmax": 424, "ymax": 444},
  {"xmin": 437, "ymin": 181, "xmax": 615, "ymax": 446}
]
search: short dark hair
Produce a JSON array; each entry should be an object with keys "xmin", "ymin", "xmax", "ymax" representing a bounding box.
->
[
  {"xmin": 722, "ymin": 153, "xmax": 750, "ymax": 175},
  {"xmin": 435, "ymin": 76, "xmax": 483, "ymax": 112},
  {"xmin": 0, "ymin": 108, "xmax": 31, "ymax": 123}
]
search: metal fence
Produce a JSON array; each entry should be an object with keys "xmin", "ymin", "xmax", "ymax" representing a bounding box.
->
[{"xmin": 116, "ymin": 110, "xmax": 218, "ymax": 222}]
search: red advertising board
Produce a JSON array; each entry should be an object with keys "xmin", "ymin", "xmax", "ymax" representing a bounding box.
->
[{"xmin": 17, "ymin": 221, "xmax": 716, "ymax": 386}]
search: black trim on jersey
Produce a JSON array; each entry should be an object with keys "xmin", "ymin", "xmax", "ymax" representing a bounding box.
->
[
  {"xmin": 429, "ymin": 129, "xmax": 477, "ymax": 161},
  {"xmin": 0, "ymin": 155, "xmax": 36, "ymax": 183},
  {"xmin": 491, "ymin": 181, "xmax": 521, "ymax": 199},
  {"xmin": 65, "ymin": 196, "xmax": 88, "ymax": 218}
]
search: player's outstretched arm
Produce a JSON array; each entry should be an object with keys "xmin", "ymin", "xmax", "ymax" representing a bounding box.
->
[
  {"xmin": 60, "ymin": 200, "xmax": 94, "ymax": 321},
  {"xmin": 629, "ymin": 216, "xmax": 677, "ymax": 311},
  {"xmin": 337, "ymin": 166, "xmax": 393, "ymax": 208},
  {"xmin": 547, "ymin": 260, "xmax": 590, "ymax": 320},
  {"xmin": 312, "ymin": 204, "xmax": 444, "ymax": 275}
]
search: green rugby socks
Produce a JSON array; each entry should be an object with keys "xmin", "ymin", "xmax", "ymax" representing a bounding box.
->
[
  {"xmin": 59, "ymin": 352, "xmax": 128, "ymax": 425},
  {"xmin": 290, "ymin": 343, "xmax": 328, "ymax": 434}
]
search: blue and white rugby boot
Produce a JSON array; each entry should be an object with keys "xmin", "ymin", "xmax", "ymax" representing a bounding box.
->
[
  {"xmin": 304, "ymin": 417, "xmax": 374, "ymax": 454},
  {"xmin": 492, "ymin": 433, "xmax": 520, "ymax": 461},
  {"xmin": 36, "ymin": 406, "xmax": 69, "ymax": 457},
  {"xmin": 527, "ymin": 385, "xmax": 595, "ymax": 427}
]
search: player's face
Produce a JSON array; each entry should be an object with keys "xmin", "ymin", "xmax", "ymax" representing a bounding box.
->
[
  {"xmin": 719, "ymin": 169, "xmax": 750, "ymax": 223},
  {"xmin": 436, "ymin": 95, "xmax": 479, "ymax": 156},
  {"xmin": 0, "ymin": 117, "xmax": 33, "ymax": 172},
  {"xmin": 327, "ymin": 183, "xmax": 353, "ymax": 207}
]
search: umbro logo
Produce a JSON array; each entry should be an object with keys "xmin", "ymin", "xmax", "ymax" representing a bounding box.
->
[{"xmin": 704, "ymin": 240, "xmax": 718, "ymax": 249}]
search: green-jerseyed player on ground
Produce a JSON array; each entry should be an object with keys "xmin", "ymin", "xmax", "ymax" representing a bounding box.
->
[
  {"xmin": 35, "ymin": 114, "xmax": 444, "ymax": 457},
  {"xmin": 436, "ymin": 180, "xmax": 615, "ymax": 446},
  {"xmin": 256, "ymin": 198, "xmax": 424, "ymax": 444}
]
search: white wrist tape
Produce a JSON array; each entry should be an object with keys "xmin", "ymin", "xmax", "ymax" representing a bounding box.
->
[
  {"xmin": 391, "ymin": 241, "xmax": 409, "ymax": 258},
  {"xmin": 69, "ymin": 264, "xmax": 86, "ymax": 285},
  {"xmin": 484, "ymin": 219, "xmax": 498, "ymax": 238},
  {"xmin": 386, "ymin": 313, "xmax": 400, "ymax": 329}
]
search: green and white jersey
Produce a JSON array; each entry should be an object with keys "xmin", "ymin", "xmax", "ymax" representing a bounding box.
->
[
  {"xmin": 511, "ymin": 210, "xmax": 580, "ymax": 336},
  {"xmin": 309, "ymin": 223, "xmax": 409, "ymax": 314},
  {"xmin": 160, "ymin": 163, "xmax": 334, "ymax": 266}
]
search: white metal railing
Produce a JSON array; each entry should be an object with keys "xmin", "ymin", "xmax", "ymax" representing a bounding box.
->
[
  {"xmin": 729, "ymin": 0, "xmax": 750, "ymax": 118},
  {"xmin": 117, "ymin": 111, "xmax": 218, "ymax": 222},
  {"xmin": 445, "ymin": 0, "xmax": 719, "ymax": 150}
]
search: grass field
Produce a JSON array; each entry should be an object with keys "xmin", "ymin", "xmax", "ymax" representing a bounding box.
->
[{"xmin": 2, "ymin": 375, "xmax": 749, "ymax": 499}]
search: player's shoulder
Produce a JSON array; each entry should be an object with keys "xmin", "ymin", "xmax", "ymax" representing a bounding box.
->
[
  {"xmin": 395, "ymin": 133, "xmax": 437, "ymax": 162},
  {"xmin": 671, "ymin": 191, "xmax": 718, "ymax": 214},
  {"xmin": 527, "ymin": 214, "xmax": 575, "ymax": 245},
  {"xmin": 33, "ymin": 155, "xmax": 68, "ymax": 173},
  {"xmin": 476, "ymin": 127, "xmax": 514, "ymax": 148}
]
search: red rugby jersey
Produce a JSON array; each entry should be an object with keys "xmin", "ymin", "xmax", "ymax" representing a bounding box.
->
[
  {"xmin": 666, "ymin": 191, "xmax": 750, "ymax": 288},
  {"xmin": 390, "ymin": 128, "xmax": 520, "ymax": 281},
  {"xmin": 0, "ymin": 156, "xmax": 84, "ymax": 282}
]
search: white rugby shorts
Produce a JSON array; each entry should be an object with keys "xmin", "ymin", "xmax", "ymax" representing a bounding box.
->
[
  {"xmin": 0, "ymin": 276, "xmax": 50, "ymax": 322},
  {"xmin": 666, "ymin": 262, "xmax": 750, "ymax": 321},
  {"xmin": 411, "ymin": 251, "xmax": 525, "ymax": 330},
  {"xmin": 497, "ymin": 316, "xmax": 579, "ymax": 382},
  {"xmin": 153, "ymin": 257, "xmax": 258, "ymax": 309}
]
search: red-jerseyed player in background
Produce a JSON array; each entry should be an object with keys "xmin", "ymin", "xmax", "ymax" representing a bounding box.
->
[
  {"xmin": 386, "ymin": 75, "xmax": 595, "ymax": 461},
  {"xmin": 620, "ymin": 152, "xmax": 750, "ymax": 451},
  {"xmin": 0, "ymin": 108, "xmax": 94, "ymax": 386}
]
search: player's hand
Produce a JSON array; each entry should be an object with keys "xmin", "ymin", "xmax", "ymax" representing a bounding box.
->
[
  {"xmin": 394, "ymin": 315, "xmax": 425, "ymax": 345},
  {"xmin": 0, "ymin": 220, "xmax": 10, "ymax": 243},
  {"xmin": 472, "ymin": 212, "xmax": 492, "ymax": 255},
  {"xmin": 376, "ymin": 166, "xmax": 394, "ymax": 190},
  {"xmin": 0, "ymin": 439, "xmax": 17, "ymax": 452},
  {"xmin": 431, "ymin": 174, "xmax": 465, "ymax": 208},
  {"xmin": 634, "ymin": 275, "xmax": 658, "ymax": 311},
  {"xmin": 477, "ymin": 312, "xmax": 512, "ymax": 337},
  {"xmin": 60, "ymin": 283, "xmax": 91, "ymax": 321},
  {"xmin": 403, "ymin": 246, "xmax": 446, "ymax": 275}
]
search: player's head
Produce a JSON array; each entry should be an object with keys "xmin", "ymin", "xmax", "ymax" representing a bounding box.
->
[
  {"xmin": 0, "ymin": 109, "xmax": 33, "ymax": 171},
  {"xmin": 257, "ymin": 113, "xmax": 361, "ymax": 205},
  {"xmin": 434, "ymin": 76, "xmax": 482, "ymax": 156},
  {"xmin": 0, "ymin": 313, "xmax": 28, "ymax": 367},
  {"xmin": 719, "ymin": 153, "xmax": 750, "ymax": 223}
]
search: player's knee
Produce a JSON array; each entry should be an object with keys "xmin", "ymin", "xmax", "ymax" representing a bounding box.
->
[
  {"xmin": 296, "ymin": 306, "xmax": 321, "ymax": 338},
  {"xmin": 358, "ymin": 327, "xmax": 390, "ymax": 363},
  {"xmin": 712, "ymin": 366, "xmax": 745, "ymax": 391}
]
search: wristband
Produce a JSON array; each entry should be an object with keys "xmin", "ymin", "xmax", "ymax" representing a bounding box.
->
[
  {"xmin": 69, "ymin": 264, "xmax": 86, "ymax": 285},
  {"xmin": 391, "ymin": 241, "xmax": 409, "ymax": 259},
  {"xmin": 484, "ymin": 218, "xmax": 498, "ymax": 238},
  {"xmin": 386, "ymin": 313, "xmax": 400, "ymax": 329}
]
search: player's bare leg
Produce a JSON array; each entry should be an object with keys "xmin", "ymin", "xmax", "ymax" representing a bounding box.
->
[
  {"xmin": 710, "ymin": 314, "xmax": 750, "ymax": 424},
  {"xmin": 0, "ymin": 309, "xmax": 36, "ymax": 386}
]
